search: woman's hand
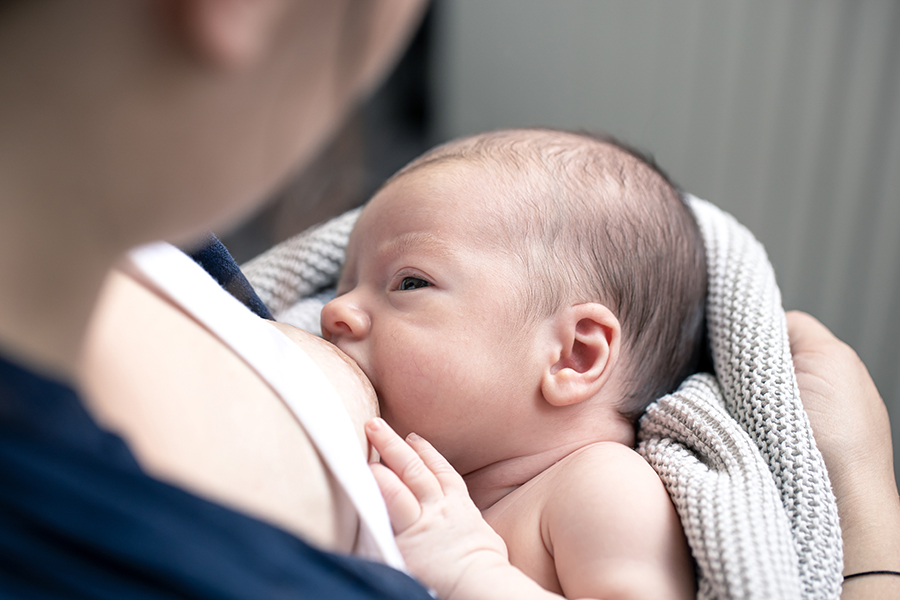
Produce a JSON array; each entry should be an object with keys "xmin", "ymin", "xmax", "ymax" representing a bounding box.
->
[
  {"xmin": 366, "ymin": 418, "xmax": 561, "ymax": 600},
  {"xmin": 787, "ymin": 311, "xmax": 900, "ymax": 595}
]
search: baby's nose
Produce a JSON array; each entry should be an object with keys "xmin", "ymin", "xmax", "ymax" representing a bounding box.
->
[{"xmin": 320, "ymin": 295, "xmax": 370, "ymax": 342}]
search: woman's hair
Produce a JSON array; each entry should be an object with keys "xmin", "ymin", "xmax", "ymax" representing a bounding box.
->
[{"xmin": 391, "ymin": 128, "xmax": 708, "ymax": 422}]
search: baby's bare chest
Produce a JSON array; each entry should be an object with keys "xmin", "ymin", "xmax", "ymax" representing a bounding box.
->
[{"xmin": 482, "ymin": 476, "xmax": 563, "ymax": 594}]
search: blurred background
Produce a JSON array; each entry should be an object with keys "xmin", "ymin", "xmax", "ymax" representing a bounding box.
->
[{"xmin": 223, "ymin": 0, "xmax": 900, "ymax": 482}]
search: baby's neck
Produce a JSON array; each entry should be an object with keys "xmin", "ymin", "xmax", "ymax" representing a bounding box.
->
[
  {"xmin": 462, "ymin": 415, "xmax": 636, "ymax": 511},
  {"xmin": 463, "ymin": 441, "xmax": 597, "ymax": 510}
]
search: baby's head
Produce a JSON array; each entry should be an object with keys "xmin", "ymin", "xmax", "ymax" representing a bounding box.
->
[{"xmin": 322, "ymin": 128, "xmax": 706, "ymax": 472}]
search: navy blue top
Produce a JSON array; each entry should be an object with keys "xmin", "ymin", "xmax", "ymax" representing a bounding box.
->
[
  {"xmin": 187, "ymin": 234, "xmax": 274, "ymax": 321},
  {"xmin": 0, "ymin": 353, "xmax": 431, "ymax": 599}
]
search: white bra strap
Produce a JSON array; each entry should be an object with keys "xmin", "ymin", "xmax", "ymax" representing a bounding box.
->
[{"xmin": 126, "ymin": 242, "xmax": 405, "ymax": 569}]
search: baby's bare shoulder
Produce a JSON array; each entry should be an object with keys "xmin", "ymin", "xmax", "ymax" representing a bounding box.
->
[
  {"xmin": 541, "ymin": 443, "xmax": 694, "ymax": 599},
  {"xmin": 546, "ymin": 442, "xmax": 667, "ymax": 515}
]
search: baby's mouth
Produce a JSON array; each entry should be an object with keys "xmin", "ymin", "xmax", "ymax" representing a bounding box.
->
[
  {"xmin": 320, "ymin": 338, "xmax": 386, "ymax": 408},
  {"xmin": 321, "ymin": 338, "xmax": 370, "ymax": 379}
]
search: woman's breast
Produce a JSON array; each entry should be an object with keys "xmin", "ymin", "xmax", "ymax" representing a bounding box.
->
[{"xmin": 79, "ymin": 269, "xmax": 361, "ymax": 553}]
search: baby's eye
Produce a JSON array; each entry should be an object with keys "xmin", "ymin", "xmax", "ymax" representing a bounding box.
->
[{"xmin": 398, "ymin": 276, "xmax": 432, "ymax": 291}]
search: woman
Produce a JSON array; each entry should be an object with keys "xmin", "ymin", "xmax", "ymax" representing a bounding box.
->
[{"xmin": 0, "ymin": 1, "xmax": 431, "ymax": 597}]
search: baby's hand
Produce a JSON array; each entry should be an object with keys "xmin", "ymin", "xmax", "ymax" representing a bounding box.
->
[{"xmin": 365, "ymin": 418, "xmax": 511, "ymax": 600}]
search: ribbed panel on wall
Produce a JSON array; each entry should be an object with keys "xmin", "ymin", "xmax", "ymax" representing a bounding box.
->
[{"xmin": 432, "ymin": 0, "xmax": 900, "ymax": 476}]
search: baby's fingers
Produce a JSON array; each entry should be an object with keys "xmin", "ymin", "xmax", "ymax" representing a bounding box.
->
[
  {"xmin": 405, "ymin": 432, "xmax": 468, "ymax": 495},
  {"xmin": 366, "ymin": 418, "xmax": 443, "ymax": 503},
  {"xmin": 370, "ymin": 463, "xmax": 422, "ymax": 534}
]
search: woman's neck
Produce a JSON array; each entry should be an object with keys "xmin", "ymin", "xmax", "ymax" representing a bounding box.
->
[{"xmin": 0, "ymin": 200, "xmax": 120, "ymax": 382}]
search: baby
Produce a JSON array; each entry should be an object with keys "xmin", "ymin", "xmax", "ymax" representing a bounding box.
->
[{"xmin": 320, "ymin": 128, "xmax": 705, "ymax": 599}]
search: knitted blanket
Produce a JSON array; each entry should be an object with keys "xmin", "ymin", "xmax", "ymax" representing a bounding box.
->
[{"xmin": 242, "ymin": 196, "xmax": 843, "ymax": 599}]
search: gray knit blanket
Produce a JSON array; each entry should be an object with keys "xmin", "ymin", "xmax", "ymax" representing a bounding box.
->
[{"xmin": 242, "ymin": 196, "xmax": 843, "ymax": 599}]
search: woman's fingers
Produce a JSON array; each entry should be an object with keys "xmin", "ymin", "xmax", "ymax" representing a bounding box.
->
[
  {"xmin": 786, "ymin": 310, "xmax": 841, "ymax": 356},
  {"xmin": 366, "ymin": 418, "xmax": 443, "ymax": 503}
]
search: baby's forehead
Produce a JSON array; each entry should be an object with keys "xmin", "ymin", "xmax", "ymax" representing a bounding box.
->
[
  {"xmin": 355, "ymin": 130, "xmax": 641, "ymax": 248},
  {"xmin": 399, "ymin": 157, "xmax": 539, "ymax": 212},
  {"xmin": 350, "ymin": 165, "xmax": 511, "ymax": 246},
  {"xmin": 355, "ymin": 162, "xmax": 531, "ymax": 255},
  {"xmin": 370, "ymin": 159, "xmax": 516, "ymax": 216}
]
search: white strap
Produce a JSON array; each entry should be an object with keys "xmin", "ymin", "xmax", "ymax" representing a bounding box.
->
[{"xmin": 126, "ymin": 242, "xmax": 405, "ymax": 569}]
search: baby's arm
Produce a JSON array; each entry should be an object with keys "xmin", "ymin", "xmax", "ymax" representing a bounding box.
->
[
  {"xmin": 543, "ymin": 444, "xmax": 694, "ymax": 599},
  {"xmin": 367, "ymin": 419, "xmax": 691, "ymax": 600}
]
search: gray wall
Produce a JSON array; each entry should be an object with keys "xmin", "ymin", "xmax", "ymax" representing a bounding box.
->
[{"xmin": 430, "ymin": 0, "xmax": 900, "ymax": 480}]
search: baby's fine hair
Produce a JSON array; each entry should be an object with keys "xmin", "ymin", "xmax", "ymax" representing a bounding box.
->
[{"xmin": 391, "ymin": 128, "xmax": 708, "ymax": 423}]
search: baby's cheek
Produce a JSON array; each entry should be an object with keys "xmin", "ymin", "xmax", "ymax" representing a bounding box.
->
[
  {"xmin": 375, "ymin": 386, "xmax": 418, "ymax": 441},
  {"xmin": 377, "ymin": 361, "xmax": 444, "ymax": 438}
]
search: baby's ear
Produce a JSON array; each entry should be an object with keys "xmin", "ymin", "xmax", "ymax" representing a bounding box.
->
[
  {"xmin": 165, "ymin": 0, "xmax": 289, "ymax": 69},
  {"xmin": 540, "ymin": 303, "xmax": 621, "ymax": 408}
]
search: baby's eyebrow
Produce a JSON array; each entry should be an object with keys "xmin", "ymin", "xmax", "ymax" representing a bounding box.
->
[{"xmin": 379, "ymin": 232, "xmax": 455, "ymax": 259}]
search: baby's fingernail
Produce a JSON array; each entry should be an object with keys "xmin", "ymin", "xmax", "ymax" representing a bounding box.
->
[
  {"xmin": 406, "ymin": 432, "xmax": 421, "ymax": 442},
  {"xmin": 366, "ymin": 418, "xmax": 383, "ymax": 431}
]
